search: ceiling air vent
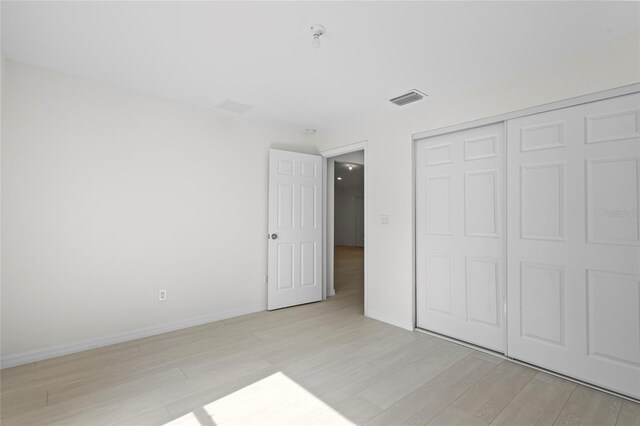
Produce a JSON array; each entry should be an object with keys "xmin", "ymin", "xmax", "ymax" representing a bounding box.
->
[
  {"xmin": 216, "ymin": 99, "xmax": 253, "ymax": 114},
  {"xmin": 389, "ymin": 90, "xmax": 428, "ymax": 106}
]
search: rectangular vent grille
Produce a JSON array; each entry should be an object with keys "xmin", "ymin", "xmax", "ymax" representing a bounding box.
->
[
  {"xmin": 389, "ymin": 90, "xmax": 427, "ymax": 106},
  {"xmin": 216, "ymin": 99, "xmax": 253, "ymax": 114}
]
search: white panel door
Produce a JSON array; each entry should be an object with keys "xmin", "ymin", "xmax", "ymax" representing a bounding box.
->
[
  {"xmin": 416, "ymin": 123, "xmax": 506, "ymax": 351},
  {"xmin": 268, "ymin": 149, "xmax": 323, "ymax": 310},
  {"xmin": 507, "ymin": 93, "xmax": 640, "ymax": 399}
]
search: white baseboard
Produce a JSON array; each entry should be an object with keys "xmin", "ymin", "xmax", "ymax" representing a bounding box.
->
[
  {"xmin": 328, "ymin": 288, "xmax": 336, "ymax": 297},
  {"xmin": 366, "ymin": 309, "xmax": 414, "ymax": 331},
  {"xmin": 1, "ymin": 304, "xmax": 266, "ymax": 369}
]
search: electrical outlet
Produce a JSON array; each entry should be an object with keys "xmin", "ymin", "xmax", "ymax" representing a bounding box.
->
[
  {"xmin": 159, "ymin": 289, "xmax": 167, "ymax": 301},
  {"xmin": 381, "ymin": 215, "xmax": 390, "ymax": 225}
]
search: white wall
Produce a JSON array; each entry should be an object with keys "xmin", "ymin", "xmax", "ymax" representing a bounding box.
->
[
  {"xmin": 0, "ymin": 59, "xmax": 317, "ymax": 365},
  {"xmin": 334, "ymin": 186, "xmax": 364, "ymax": 247},
  {"xmin": 316, "ymin": 33, "xmax": 640, "ymax": 331}
]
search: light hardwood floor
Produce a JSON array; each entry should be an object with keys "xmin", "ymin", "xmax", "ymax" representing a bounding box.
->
[{"xmin": 1, "ymin": 246, "xmax": 638, "ymax": 425}]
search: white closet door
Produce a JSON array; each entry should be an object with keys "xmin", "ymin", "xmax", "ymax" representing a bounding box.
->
[
  {"xmin": 507, "ymin": 93, "xmax": 640, "ymax": 399},
  {"xmin": 416, "ymin": 123, "xmax": 505, "ymax": 351}
]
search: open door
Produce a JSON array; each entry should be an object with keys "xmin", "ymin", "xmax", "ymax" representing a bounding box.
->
[{"xmin": 268, "ymin": 149, "xmax": 323, "ymax": 310}]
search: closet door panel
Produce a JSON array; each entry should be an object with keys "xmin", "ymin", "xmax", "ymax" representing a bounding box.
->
[
  {"xmin": 416, "ymin": 123, "xmax": 506, "ymax": 352},
  {"xmin": 507, "ymin": 93, "xmax": 640, "ymax": 399}
]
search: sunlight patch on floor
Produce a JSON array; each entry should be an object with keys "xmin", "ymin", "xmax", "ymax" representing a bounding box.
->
[{"xmin": 164, "ymin": 372, "xmax": 355, "ymax": 426}]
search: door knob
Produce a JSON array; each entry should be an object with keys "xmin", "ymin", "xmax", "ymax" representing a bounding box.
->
[{"xmin": 270, "ymin": 233, "xmax": 278, "ymax": 240}]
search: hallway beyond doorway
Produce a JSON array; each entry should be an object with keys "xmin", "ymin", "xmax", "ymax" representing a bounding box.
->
[{"xmin": 333, "ymin": 246, "xmax": 364, "ymax": 313}]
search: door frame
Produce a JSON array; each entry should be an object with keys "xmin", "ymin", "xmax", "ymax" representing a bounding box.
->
[
  {"xmin": 413, "ymin": 83, "xmax": 640, "ymax": 142},
  {"xmin": 320, "ymin": 141, "xmax": 368, "ymax": 313},
  {"xmin": 354, "ymin": 196, "xmax": 365, "ymax": 247}
]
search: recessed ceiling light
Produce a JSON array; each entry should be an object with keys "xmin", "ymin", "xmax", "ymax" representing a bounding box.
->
[
  {"xmin": 304, "ymin": 129, "xmax": 317, "ymax": 134},
  {"xmin": 348, "ymin": 165, "xmax": 353, "ymax": 170},
  {"xmin": 337, "ymin": 177, "xmax": 342, "ymax": 180}
]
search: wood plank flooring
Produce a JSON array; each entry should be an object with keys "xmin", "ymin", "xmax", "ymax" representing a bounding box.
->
[{"xmin": 1, "ymin": 246, "xmax": 638, "ymax": 425}]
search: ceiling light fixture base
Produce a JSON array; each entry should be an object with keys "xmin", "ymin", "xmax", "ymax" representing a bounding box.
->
[{"xmin": 310, "ymin": 24, "xmax": 326, "ymax": 49}]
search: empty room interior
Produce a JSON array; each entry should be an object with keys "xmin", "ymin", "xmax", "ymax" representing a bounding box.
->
[{"xmin": 1, "ymin": 1, "xmax": 640, "ymax": 425}]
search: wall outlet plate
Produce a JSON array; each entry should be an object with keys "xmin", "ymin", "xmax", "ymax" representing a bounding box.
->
[{"xmin": 159, "ymin": 289, "xmax": 167, "ymax": 301}]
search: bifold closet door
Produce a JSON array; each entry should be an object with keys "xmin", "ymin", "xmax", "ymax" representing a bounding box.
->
[
  {"xmin": 507, "ymin": 93, "xmax": 640, "ymax": 399},
  {"xmin": 416, "ymin": 123, "xmax": 505, "ymax": 352}
]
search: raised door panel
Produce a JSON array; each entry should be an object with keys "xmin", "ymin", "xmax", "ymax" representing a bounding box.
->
[
  {"xmin": 425, "ymin": 142, "xmax": 453, "ymax": 166},
  {"xmin": 464, "ymin": 134, "xmax": 498, "ymax": 161},
  {"xmin": 425, "ymin": 253, "xmax": 453, "ymax": 315},
  {"xmin": 465, "ymin": 170, "xmax": 499, "ymax": 238},
  {"xmin": 300, "ymin": 161, "xmax": 317, "ymax": 177},
  {"xmin": 586, "ymin": 158, "xmax": 639, "ymax": 246},
  {"xmin": 520, "ymin": 121, "xmax": 566, "ymax": 152},
  {"xmin": 465, "ymin": 257, "xmax": 500, "ymax": 327},
  {"xmin": 520, "ymin": 262, "xmax": 565, "ymax": 347},
  {"xmin": 520, "ymin": 163, "xmax": 565, "ymax": 241},
  {"xmin": 300, "ymin": 242, "xmax": 317, "ymax": 288},
  {"xmin": 277, "ymin": 183, "xmax": 295, "ymax": 229},
  {"xmin": 300, "ymin": 185, "xmax": 317, "ymax": 229},
  {"xmin": 586, "ymin": 109, "xmax": 640, "ymax": 144},
  {"xmin": 277, "ymin": 159, "xmax": 295, "ymax": 176},
  {"xmin": 425, "ymin": 175, "xmax": 453, "ymax": 235},
  {"xmin": 277, "ymin": 244, "xmax": 295, "ymax": 290},
  {"xmin": 586, "ymin": 270, "xmax": 640, "ymax": 368}
]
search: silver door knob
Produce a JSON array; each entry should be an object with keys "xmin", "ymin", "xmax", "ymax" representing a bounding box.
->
[{"xmin": 270, "ymin": 233, "xmax": 278, "ymax": 240}]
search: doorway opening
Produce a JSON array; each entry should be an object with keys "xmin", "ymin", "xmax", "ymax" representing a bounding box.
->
[{"xmin": 323, "ymin": 147, "xmax": 366, "ymax": 314}]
